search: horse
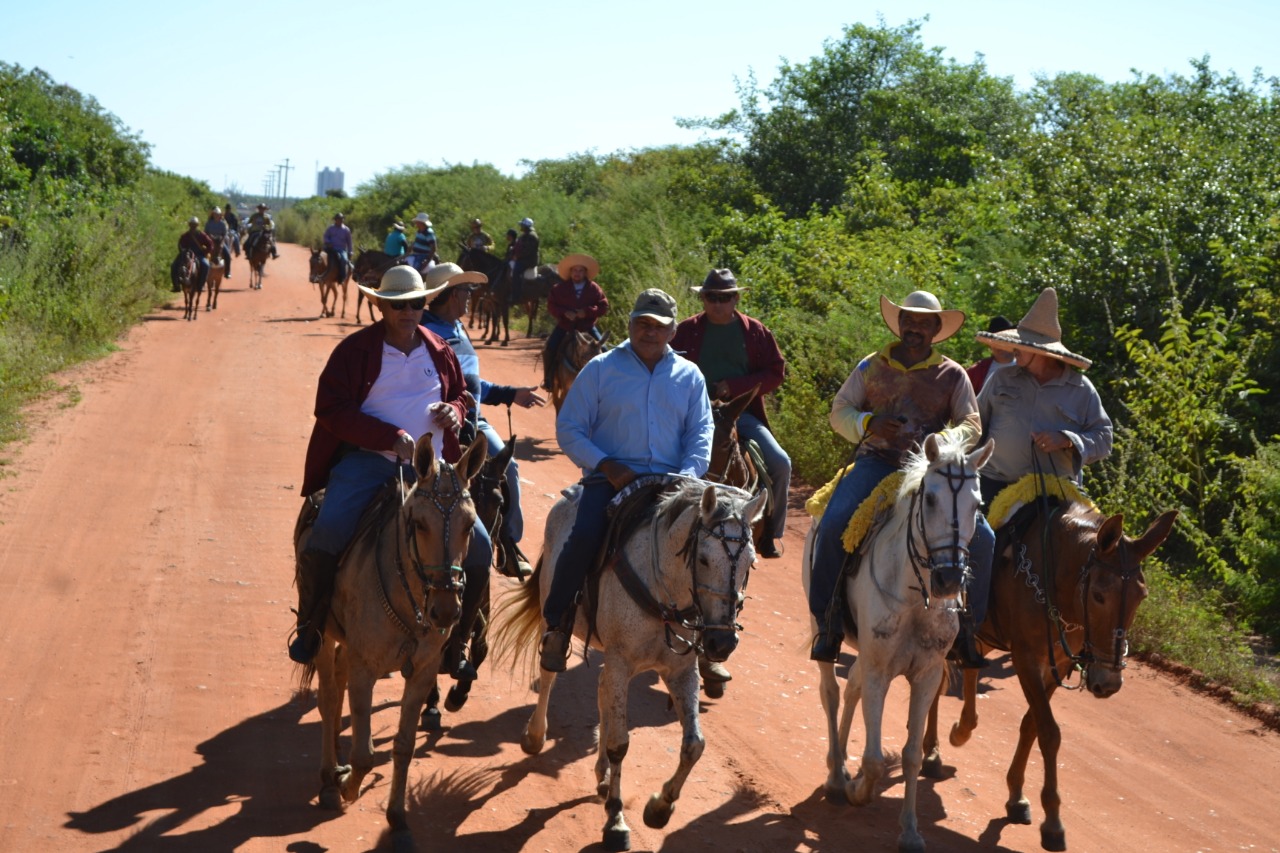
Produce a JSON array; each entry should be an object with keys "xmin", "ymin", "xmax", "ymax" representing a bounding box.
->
[
  {"xmin": 352, "ymin": 249, "xmax": 398, "ymax": 324},
  {"xmin": 245, "ymin": 236, "xmax": 270, "ymax": 290},
  {"xmin": 706, "ymin": 385, "xmax": 768, "ymax": 545},
  {"xmin": 545, "ymin": 329, "xmax": 610, "ymax": 413},
  {"xmin": 204, "ymin": 236, "xmax": 226, "ymax": 312},
  {"xmin": 800, "ymin": 432, "xmax": 994, "ymax": 853},
  {"xmin": 170, "ymin": 249, "xmax": 200, "ymax": 321},
  {"xmin": 922, "ymin": 485, "xmax": 1177, "ymax": 852},
  {"xmin": 292, "ymin": 436, "xmax": 487, "ymax": 852},
  {"xmin": 457, "ymin": 247, "xmax": 510, "ymax": 344},
  {"xmin": 495, "ymin": 477, "xmax": 769, "ymax": 852},
  {"xmin": 308, "ymin": 249, "xmax": 351, "ymax": 319},
  {"xmin": 512, "ymin": 264, "xmax": 558, "ymax": 338},
  {"xmin": 421, "ymin": 438, "xmax": 518, "ymax": 731}
]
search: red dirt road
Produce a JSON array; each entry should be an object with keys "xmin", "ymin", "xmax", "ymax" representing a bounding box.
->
[{"xmin": 0, "ymin": 244, "xmax": 1276, "ymax": 852}]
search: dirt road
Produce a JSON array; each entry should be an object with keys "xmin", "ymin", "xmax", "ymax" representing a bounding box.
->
[{"xmin": 0, "ymin": 244, "xmax": 1276, "ymax": 852}]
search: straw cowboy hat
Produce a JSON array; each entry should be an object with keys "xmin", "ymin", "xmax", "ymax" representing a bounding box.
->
[
  {"xmin": 412, "ymin": 213, "xmax": 432, "ymax": 227},
  {"xmin": 392, "ymin": 221, "xmax": 405, "ymax": 231},
  {"xmin": 691, "ymin": 268, "xmax": 747, "ymax": 294},
  {"xmin": 358, "ymin": 262, "xmax": 487, "ymax": 303},
  {"xmin": 557, "ymin": 253, "xmax": 599, "ymax": 280},
  {"xmin": 879, "ymin": 291, "xmax": 966, "ymax": 343},
  {"xmin": 976, "ymin": 287, "xmax": 1092, "ymax": 370}
]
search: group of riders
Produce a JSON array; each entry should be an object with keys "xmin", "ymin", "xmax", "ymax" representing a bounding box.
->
[
  {"xmin": 172, "ymin": 202, "xmax": 280, "ymax": 293},
  {"xmin": 282, "ymin": 198, "xmax": 1113, "ymax": 701}
]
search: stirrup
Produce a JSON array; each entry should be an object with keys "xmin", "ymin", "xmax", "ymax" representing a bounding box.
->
[
  {"xmin": 539, "ymin": 628, "xmax": 570, "ymax": 672},
  {"xmin": 809, "ymin": 629, "xmax": 843, "ymax": 663}
]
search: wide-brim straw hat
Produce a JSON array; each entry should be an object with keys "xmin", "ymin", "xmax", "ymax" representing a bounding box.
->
[
  {"xmin": 412, "ymin": 212, "xmax": 432, "ymax": 226},
  {"xmin": 557, "ymin": 253, "xmax": 599, "ymax": 280},
  {"xmin": 422, "ymin": 261, "xmax": 487, "ymax": 295},
  {"xmin": 880, "ymin": 291, "xmax": 966, "ymax": 343},
  {"xmin": 976, "ymin": 287, "xmax": 1092, "ymax": 370}
]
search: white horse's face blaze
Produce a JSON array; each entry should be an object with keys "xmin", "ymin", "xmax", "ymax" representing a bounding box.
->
[
  {"xmin": 697, "ymin": 486, "xmax": 768, "ymax": 662},
  {"xmin": 916, "ymin": 438, "xmax": 991, "ymax": 601}
]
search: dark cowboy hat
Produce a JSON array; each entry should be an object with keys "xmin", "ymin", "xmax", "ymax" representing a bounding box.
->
[{"xmin": 690, "ymin": 268, "xmax": 747, "ymax": 295}]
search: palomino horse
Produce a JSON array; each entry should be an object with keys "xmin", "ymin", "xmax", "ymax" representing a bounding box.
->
[
  {"xmin": 170, "ymin": 249, "xmax": 200, "ymax": 321},
  {"xmin": 497, "ymin": 477, "xmax": 768, "ymax": 852},
  {"xmin": 352, "ymin": 249, "xmax": 398, "ymax": 324},
  {"xmin": 923, "ymin": 485, "xmax": 1177, "ymax": 852},
  {"xmin": 801, "ymin": 432, "xmax": 994, "ymax": 853},
  {"xmin": 204, "ymin": 236, "xmax": 227, "ymax": 312},
  {"xmin": 293, "ymin": 436, "xmax": 487, "ymax": 852},
  {"xmin": 308, "ymin": 248, "xmax": 351, "ymax": 319},
  {"xmin": 421, "ymin": 438, "xmax": 519, "ymax": 730},
  {"xmin": 546, "ymin": 330, "xmax": 610, "ymax": 413},
  {"xmin": 245, "ymin": 237, "xmax": 269, "ymax": 290}
]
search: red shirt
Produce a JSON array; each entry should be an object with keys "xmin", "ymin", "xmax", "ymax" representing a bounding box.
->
[
  {"xmin": 178, "ymin": 229, "xmax": 215, "ymax": 257},
  {"xmin": 547, "ymin": 279, "xmax": 609, "ymax": 331},
  {"xmin": 670, "ymin": 312, "xmax": 786, "ymax": 428}
]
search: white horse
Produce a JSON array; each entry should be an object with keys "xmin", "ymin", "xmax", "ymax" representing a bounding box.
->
[
  {"xmin": 801, "ymin": 432, "xmax": 993, "ymax": 852},
  {"xmin": 495, "ymin": 477, "xmax": 768, "ymax": 852}
]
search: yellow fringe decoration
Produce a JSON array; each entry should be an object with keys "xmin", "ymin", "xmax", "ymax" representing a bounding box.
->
[
  {"xmin": 988, "ymin": 473, "xmax": 1098, "ymax": 528},
  {"xmin": 806, "ymin": 466, "xmax": 905, "ymax": 554}
]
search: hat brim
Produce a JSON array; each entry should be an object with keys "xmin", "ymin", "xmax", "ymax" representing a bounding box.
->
[
  {"xmin": 630, "ymin": 311, "xmax": 675, "ymax": 326},
  {"xmin": 879, "ymin": 295, "xmax": 966, "ymax": 343},
  {"xmin": 557, "ymin": 254, "xmax": 600, "ymax": 280},
  {"xmin": 976, "ymin": 331, "xmax": 1092, "ymax": 370},
  {"xmin": 357, "ymin": 283, "xmax": 428, "ymax": 301},
  {"xmin": 690, "ymin": 285, "xmax": 748, "ymax": 294}
]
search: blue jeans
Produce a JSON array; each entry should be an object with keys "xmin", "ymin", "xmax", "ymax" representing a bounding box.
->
[
  {"xmin": 809, "ymin": 455, "xmax": 995, "ymax": 630},
  {"xmin": 477, "ymin": 419, "xmax": 523, "ymax": 542},
  {"xmin": 737, "ymin": 413, "xmax": 791, "ymax": 543},
  {"xmin": 326, "ymin": 247, "xmax": 349, "ymax": 280},
  {"xmin": 543, "ymin": 476, "xmax": 616, "ymax": 627},
  {"xmin": 308, "ymin": 449, "xmax": 491, "ymax": 579}
]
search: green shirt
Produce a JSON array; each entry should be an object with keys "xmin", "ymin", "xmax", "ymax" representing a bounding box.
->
[{"xmin": 696, "ymin": 320, "xmax": 749, "ymax": 386}]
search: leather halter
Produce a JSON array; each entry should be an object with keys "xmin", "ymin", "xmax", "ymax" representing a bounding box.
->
[{"xmin": 903, "ymin": 461, "xmax": 979, "ymax": 609}]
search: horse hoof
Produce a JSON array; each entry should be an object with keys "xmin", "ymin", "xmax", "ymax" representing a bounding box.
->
[
  {"xmin": 920, "ymin": 753, "xmax": 943, "ymax": 779},
  {"xmin": 1006, "ymin": 798, "xmax": 1032, "ymax": 824},
  {"xmin": 318, "ymin": 786, "xmax": 343, "ymax": 810},
  {"xmin": 420, "ymin": 706, "xmax": 442, "ymax": 732},
  {"xmin": 1040, "ymin": 827, "xmax": 1066, "ymax": 852},
  {"xmin": 390, "ymin": 828, "xmax": 417, "ymax": 853},
  {"xmin": 602, "ymin": 826, "xmax": 631, "ymax": 852},
  {"xmin": 897, "ymin": 831, "xmax": 926, "ymax": 852},
  {"xmin": 823, "ymin": 784, "xmax": 847, "ymax": 805},
  {"xmin": 444, "ymin": 682, "xmax": 471, "ymax": 713},
  {"xmin": 520, "ymin": 729, "xmax": 545, "ymax": 755},
  {"xmin": 703, "ymin": 679, "xmax": 726, "ymax": 699},
  {"xmin": 949, "ymin": 721, "xmax": 972, "ymax": 748},
  {"xmin": 643, "ymin": 793, "xmax": 674, "ymax": 829}
]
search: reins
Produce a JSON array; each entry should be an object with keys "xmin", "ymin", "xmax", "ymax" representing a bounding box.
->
[{"xmin": 903, "ymin": 459, "xmax": 980, "ymax": 610}]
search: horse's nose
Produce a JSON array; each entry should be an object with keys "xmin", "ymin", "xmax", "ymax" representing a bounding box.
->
[
  {"xmin": 930, "ymin": 567, "xmax": 965, "ymax": 600},
  {"xmin": 428, "ymin": 593, "xmax": 462, "ymax": 634},
  {"xmin": 1087, "ymin": 667, "xmax": 1123, "ymax": 698},
  {"xmin": 702, "ymin": 630, "xmax": 738, "ymax": 663}
]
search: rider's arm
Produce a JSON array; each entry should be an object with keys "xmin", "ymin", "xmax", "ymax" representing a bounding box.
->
[
  {"xmin": 677, "ymin": 369, "xmax": 714, "ymax": 478},
  {"xmin": 555, "ymin": 359, "xmax": 611, "ymax": 472},
  {"xmin": 1062, "ymin": 375, "xmax": 1114, "ymax": 468},
  {"xmin": 830, "ymin": 358, "xmax": 873, "ymax": 443},
  {"xmin": 721, "ymin": 320, "xmax": 785, "ymax": 400}
]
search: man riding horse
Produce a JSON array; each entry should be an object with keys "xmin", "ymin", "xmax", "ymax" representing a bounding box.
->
[
  {"xmin": 322, "ymin": 212, "xmax": 353, "ymax": 283},
  {"xmin": 542, "ymin": 253, "xmax": 609, "ymax": 392},
  {"xmin": 538, "ymin": 289, "xmax": 714, "ymax": 672},
  {"xmin": 808, "ymin": 290, "xmax": 995, "ymax": 668},
  {"xmin": 204, "ymin": 206, "xmax": 233, "ymax": 280},
  {"xmin": 511, "ymin": 217, "xmax": 539, "ymax": 302},
  {"xmin": 408, "ymin": 213, "xmax": 438, "ymax": 272},
  {"xmin": 244, "ymin": 203, "xmax": 278, "ymax": 260},
  {"xmin": 174, "ymin": 216, "xmax": 214, "ymax": 293}
]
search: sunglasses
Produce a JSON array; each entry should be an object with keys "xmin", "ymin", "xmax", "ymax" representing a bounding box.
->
[
  {"xmin": 702, "ymin": 292, "xmax": 735, "ymax": 304},
  {"xmin": 387, "ymin": 298, "xmax": 426, "ymax": 311}
]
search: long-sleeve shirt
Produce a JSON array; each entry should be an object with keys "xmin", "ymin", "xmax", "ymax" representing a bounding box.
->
[
  {"xmin": 977, "ymin": 363, "xmax": 1112, "ymax": 483},
  {"xmin": 513, "ymin": 231, "xmax": 539, "ymax": 267},
  {"xmin": 547, "ymin": 279, "xmax": 609, "ymax": 332},
  {"xmin": 831, "ymin": 344, "xmax": 979, "ymax": 468},
  {"xmin": 556, "ymin": 341, "xmax": 712, "ymax": 478},
  {"xmin": 670, "ymin": 311, "xmax": 786, "ymax": 428},
  {"xmin": 323, "ymin": 224, "xmax": 352, "ymax": 254},
  {"xmin": 420, "ymin": 311, "xmax": 518, "ymax": 407},
  {"xmin": 178, "ymin": 229, "xmax": 215, "ymax": 257}
]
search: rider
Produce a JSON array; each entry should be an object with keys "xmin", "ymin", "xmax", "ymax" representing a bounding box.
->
[
  {"xmin": 203, "ymin": 206, "xmax": 233, "ymax": 280},
  {"xmin": 465, "ymin": 218, "xmax": 494, "ymax": 252},
  {"xmin": 322, "ymin": 212, "xmax": 353, "ymax": 281},
  {"xmin": 408, "ymin": 213, "xmax": 438, "ymax": 272},
  {"xmin": 289, "ymin": 264, "xmax": 492, "ymax": 665},
  {"xmin": 384, "ymin": 221, "xmax": 409, "ymax": 258},
  {"xmin": 539, "ymin": 289, "xmax": 714, "ymax": 672},
  {"xmin": 511, "ymin": 217, "xmax": 539, "ymax": 302},
  {"xmin": 223, "ymin": 202, "xmax": 241, "ymax": 256},
  {"xmin": 974, "ymin": 287, "xmax": 1113, "ymax": 507},
  {"xmin": 807, "ymin": 290, "xmax": 994, "ymax": 669},
  {"xmin": 542, "ymin": 253, "xmax": 609, "ymax": 392},
  {"xmin": 175, "ymin": 216, "xmax": 214, "ymax": 293},
  {"xmin": 245, "ymin": 203, "xmax": 279, "ymax": 259}
]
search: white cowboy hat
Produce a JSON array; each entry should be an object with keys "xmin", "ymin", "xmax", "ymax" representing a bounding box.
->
[
  {"xmin": 557, "ymin": 253, "xmax": 600, "ymax": 280},
  {"xmin": 976, "ymin": 287, "xmax": 1092, "ymax": 370},
  {"xmin": 412, "ymin": 213, "xmax": 432, "ymax": 226},
  {"xmin": 187, "ymin": 216, "xmax": 200, "ymax": 226},
  {"xmin": 392, "ymin": 221, "xmax": 405, "ymax": 231},
  {"xmin": 210, "ymin": 206, "xmax": 222, "ymax": 214},
  {"xmin": 357, "ymin": 265, "xmax": 430, "ymax": 302},
  {"xmin": 519, "ymin": 217, "xmax": 534, "ymax": 228},
  {"xmin": 880, "ymin": 291, "xmax": 966, "ymax": 343}
]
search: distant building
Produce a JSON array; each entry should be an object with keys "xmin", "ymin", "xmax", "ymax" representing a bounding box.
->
[{"xmin": 317, "ymin": 167, "xmax": 344, "ymax": 196}]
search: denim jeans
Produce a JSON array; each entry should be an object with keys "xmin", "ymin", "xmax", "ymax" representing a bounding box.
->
[
  {"xmin": 542, "ymin": 476, "xmax": 616, "ymax": 627},
  {"xmin": 477, "ymin": 419, "xmax": 523, "ymax": 542},
  {"xmin": 736, "ymin": 413, "xmax": 791, "ymax": 543}
]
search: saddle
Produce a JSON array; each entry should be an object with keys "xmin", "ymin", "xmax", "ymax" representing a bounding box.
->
[{"xmin": 294, "ymin": 477, "xmax": 405, "ymax": 565}]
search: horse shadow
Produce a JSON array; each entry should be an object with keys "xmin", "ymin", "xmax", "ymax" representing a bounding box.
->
[{"xmin": 63, "ymin": 696, "xmax": 344, "ymax": 851}]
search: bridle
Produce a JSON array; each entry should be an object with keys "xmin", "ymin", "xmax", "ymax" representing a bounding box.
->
[{"xmin": 903, "ymin": 461, "xmax": 979, "ymax": 609}]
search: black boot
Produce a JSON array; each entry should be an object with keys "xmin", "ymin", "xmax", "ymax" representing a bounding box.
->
[
  {"xmin": 949, "ymin": 615, "xmax": 988, "ymax": 669},
  {"xmin": 288, "ymin": 549, "xmax": 340, "ymax": 664},
  {"xmin": 809, "ymin": 629, "xmax": 844, "ymax": 663},
  {"xmin": 539, "ymin": 626, "xmax": 571, "ymax": 672}
]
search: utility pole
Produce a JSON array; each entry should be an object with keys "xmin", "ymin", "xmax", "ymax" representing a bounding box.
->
[{"xmin": 276, "ymin": 159, "xmax": 294, "ymax": 207}]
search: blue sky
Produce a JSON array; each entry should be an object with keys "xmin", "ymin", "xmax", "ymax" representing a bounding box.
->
[{"xmin": 3, "ymin": 1, "xmax": 1275, "ymax": 197}]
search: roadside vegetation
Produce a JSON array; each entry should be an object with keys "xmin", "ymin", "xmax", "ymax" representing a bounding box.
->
[{"xmin": 2, "ymin": 24, "xmax": 1277, "ymax": 706}]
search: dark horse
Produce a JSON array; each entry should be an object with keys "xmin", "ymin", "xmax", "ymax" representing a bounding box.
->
[
  {"xmin": 245, "ymin": 237, "xmax": 269, "ymax": 290},
  {"xmin": 351, "ymin": 249, "xmax": 400, "ymax": 324},
  {"xmin": 922, "ymin": 485, "xmax": 1177, "ymax": 852},
  {"xmin": 545, "ymin": 329, "xmax": 610, "ymax": 413},
  {"xmin": 458, "ymin": 248, "xmax": 557, "ymax": 344},
  {"xmin": 170, "ymin": 249, "xmax": 200, "ymax": 321},
  {"xmin": 706, "ymin": 385, "xmax": 769, "ymax": 550}
]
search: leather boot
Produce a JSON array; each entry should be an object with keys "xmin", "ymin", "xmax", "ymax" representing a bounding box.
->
[
  {"xmin": 949, "ymin": 615, "xmax": 988, "ymax": 669},
  {"xmin": 698, "ymin": 655, "xmax": 732, "ymax": 683},
  {"xmin": 539, "ymin": 627, "xmax": 571, "ymax": 673},
  {"xmin": 809, "ymin": 629, "xmax": 844, "ymax": 663},
  {"xmin": 288, "ymin": 549, "xmax": 339, "ymax": 664}
]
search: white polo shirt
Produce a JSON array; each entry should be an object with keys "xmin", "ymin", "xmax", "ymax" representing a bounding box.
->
[{"xmin": 361, "ymin": 341, "xmax": 445, "ymax": 462}]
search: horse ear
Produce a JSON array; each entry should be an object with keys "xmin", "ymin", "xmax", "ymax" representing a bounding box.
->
[
  {"xmin": 924, "ymin": 432, "xmax": 942, "ymax": 461},
  {"xmin": 414, "ymin": 434, "xmax": 437, "ymax": 480},
  {"xmin": 1096, "ymin": 513, "xmax": 1126, "ymax": 554},
  {"xmin": 495, "ymin": 436, "xmax": 517, "ymax": 471},
  {"xmin": 700, "ymin": 485, "xmax": 719, "ymax": 521},
  {"xmin": 1131, "ymin": 509, "xmax": 1179, "ymax": 561},
  {"xmin": 724, "ymin": 384, "xmax": 759, "ymax": 423},
  {"xmin": 456, "ymin": 435, "xmax": 489, "ymax": 487},
  {"xmin": 745, "ymin": 486, "xmax": 769, "ymax": 525},
  {"xmin": 970, "ymin": 438, "xmax": 995, "ymax": 471}
]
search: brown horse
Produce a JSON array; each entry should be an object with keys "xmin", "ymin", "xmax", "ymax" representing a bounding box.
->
[
  {"xmin": 546, "ymin": 329, "xmax": 610, "ymax": 413},
  {"xmin": 352, "ymin": 249, "xmax": 398, "ymax": 324},
  {"xmin": 245, "ymin": 237, "xmax": 269, "ymax": 290},
  {"xmin": 170, "ymin": 249, "xmax": 200, "ymax": 321},
  {"xmin": 204, "ymin": 237, "xmax": 226, "ymax": 312},
  {"xmin": 923, "ymin": 495, "xmax": 1178, "ymax": 852},
  {"xmin": 308, "ymin": 249, "xmax": 351, "ymax": 319},
  {"xmin": 293, "ymin": 436, "xmax": 487, "ymax": 852},
  {"xmin": 706, "ymin": 385, "xmax": 769, "ymax": 544}
]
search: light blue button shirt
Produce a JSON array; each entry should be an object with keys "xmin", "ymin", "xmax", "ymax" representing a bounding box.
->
[{"xmin": 556, "ymin": 340, "xmax": 713, "ymax": 478}]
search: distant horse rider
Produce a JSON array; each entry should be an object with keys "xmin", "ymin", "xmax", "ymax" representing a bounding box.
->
[
  {"xmin": 384, "ymin": 220, "xmax": 408, "ymax": 258},
  {"xmin": 245, "ymin": 203, "xmax": 279, "ymax": 259},
  {"xmin": 511, "ymin": 217, "xmax": 539, "ymax": 302},
  {"xmin": 542, "ymin": 253, "xmax": 609, "ymax": 392},
  {"xmin": 174, "ymin": 216, "xmax": 214, "ymax": 293},
  {"xmin": 409, "ymin": 213, "xmax": 439, "ymax": 272},
  {"xmin": 466, "ymin": 218, "xmax": 494, "ymax": 252},
  {"xmin": 323, "ymin": 212, "xmax": 353, "ymax": 281},
  {"xmin": 204, "ymin": 206, "xmax": 233, "ymax": 279}
]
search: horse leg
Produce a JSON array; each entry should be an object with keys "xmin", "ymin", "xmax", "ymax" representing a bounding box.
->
[
  {"xmin": 524, "ymin": 299, "xmax": 536, "ymax": 339},
  {"xmin": 1015, "ymin": 668, "xmax": 1066, "ymax": 851},
  {"xmin": 817, "ymin": 660, "xmax": 851, "ymax": 799},
  {"xmin": 386, "ymin": 666, "xmax": 438, "ymax": 851},
  {"xmin": 521, "ymin": 668, "xmax": 557, "ymax": 755},
  {"xmin": 643, "ymin": 661, "xmax": 703, "ymax": 834},
  {"xmin": 339, "ymin": 666, "xmax": 379, "ymax": 804},
  {"xmin": 922, "ymin": 678, "xmax": 943, "ymax": 779},
  {"xmin": 898, "ymin": 665, "xmax": 945, "ymax": 853},
  {"xmin": 421, "ymin": 681, "xmax": 443, "ymax": 731},
  {"xmin": 949, "ymin": 665, "xmax": 982, "ymax": 747},
  {"xmin": 339, "ymin": 278, "xmax": 348, "ymax": 319},
  {"xmin": 847, "ymin": 666, "xmax": 886, "ymax": 807},
  {"xmin": 590, "ymin": 656, "xmax": 633, "ymax": 851},
  {"xmin": 315, "ymin": 639, "xmax": 351, "ymax": 810}
]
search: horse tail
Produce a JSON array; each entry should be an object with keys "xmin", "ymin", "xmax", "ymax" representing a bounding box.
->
[
  {"xmin": 489, "ymin": 554, "xmax": 544, "ymax": 677},
  {"xmin": 293, "ymin": 660, "xmax": 317, "ymax": 693}
]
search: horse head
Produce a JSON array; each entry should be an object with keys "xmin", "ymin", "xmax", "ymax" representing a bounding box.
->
[
  {"xmin": 914, "ymin": 433, "xmax": 994, "ymax": 601},
  {"xmin": 708, "ymin": 384, "xmax": 760, "ymax": 486},
  {"xmin": 404, "ymin": 435, "xmax": 487, "ymax": 633},
  {"xmin": 471, "ymin": 437, "xmax": 516, "ymax": 537},
  {"xmin": 684, "ymin": 484, "xmax": 769, "ymax": 662},
  {"xmin": 1072, "ymin": 508, "xmax": 1177, "ymax": 696},
  {"xmin": 308, "ymin": 249, "xmax": 326, "ymax": 283}
]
